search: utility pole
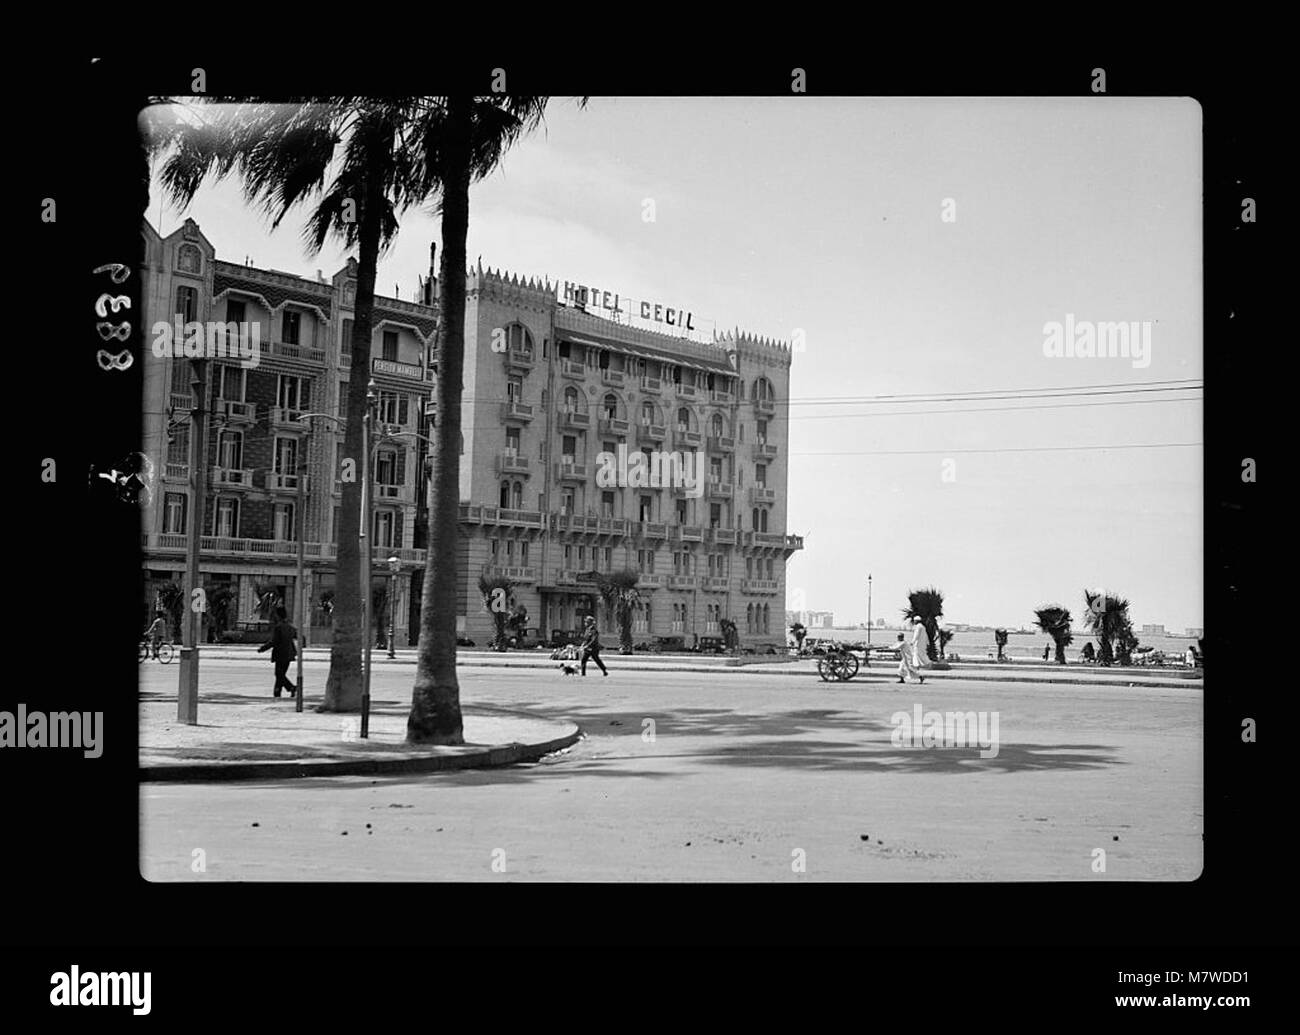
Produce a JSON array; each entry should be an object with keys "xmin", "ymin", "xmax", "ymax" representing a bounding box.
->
[
  {"xmin": 360, "ymin": 379, "xmax": 376, "ymax": 739},
  {"xmin": 178, "ymin": 359, "xmax": 207, "ymax": 724},
  {"xmin": 867, "ymin": 573, "xmax": 873, "ymax": 647},
  {"xmin": 294, "ymin": 442, "xmax": 307, "ymax": 712}
]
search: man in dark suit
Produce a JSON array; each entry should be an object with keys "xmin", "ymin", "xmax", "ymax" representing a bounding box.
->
[
  {"xmin": 580, "ymin": 615, "xmax": 608, "ymax": 677},
  {"xmin": 258, "ymin": 606, "xmax": 298, "ymax": 698}
]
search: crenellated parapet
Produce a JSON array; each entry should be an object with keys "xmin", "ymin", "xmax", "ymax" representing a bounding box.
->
[{"xmin": 715, "ymin": 327, "xmax": 795, "ymax": 371}]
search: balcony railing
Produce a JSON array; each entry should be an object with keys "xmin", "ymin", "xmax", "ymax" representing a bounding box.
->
[
  {"xmin": 559, "ymin": 359, "xmax": 586, "ymax": 379},
  {"xmin": 750, "ymin": 486, "xmax": 777, "ymax": 505},
  {"xmin": 640, "ymin": 521, "xmax": 668, "ymax": 539},
  {"xmin": 555, "ymin": 569, "xmax": 579, "ymax": 586},
  {"xmin": 707, "ymin": 435, "xmax": 735, "ymax": 453},
  {"xmin": 753, "ymin": 396, "xmax": 777, "ymax": 416},
  {"xmin": 168, "ymin": 392, "xmax": 193, "ymax": 412},
  {"xmin": 673, "ymin": 428, "xmax": 702, "ymax": 449},
  {"xmin": 702, "ymin": 576, "xmax": 729, "ymax": 591},
  {"xmin": 674, "ymin": 383, "xmax": 698, "ymax": 399},
  {"xmin": 506, "ymin": 347, "xmax": 534, "ymax": 370},
  {"xmin": 598, "ymin": 417, "xmax": 631, "ymax": 437},
  {"xmin": 707, "ymin": 479, "xmax": 733, "ymax": 499},
  {"xmin": 218, "ymin": 400, "xmax": 255, "ymax": 423},
  {"xmin": 753, "ymin": 442, "xmax": 778, "ymax": 459},
  {"xmin": 680, "ymin": 525, "xmax": 704, "ymax": 542},
  {"xmin": 270, "ymin": 407, "xmax": 308, "ymax": 429},
  {"xmin": 372, "ymin": 358, "xmax": 424, "ymax": 380},
  {"xmin": 597, "ymin": 517, "xmax": 628, "ymax": 535},
  {"xmin": 710, "ymin": 390, "xmax": 734, "ymax": 404},
  {"xmin": 140, "ymin": 532, "xmax": 426, "ymax": 565},
  {"xmin": 558, "ymin": 408, "xmax": 591, "ymax": 429},
  {"xmin": 554, "ymin": 513, "xmax": 599, "ymax": 533},
  {"xmin": 497, "ymin": 452, "xmax": 529, "ymax": 475},
  {"xmin": 503, "ymin": 400, "xmax": 534, "ymax": 422},
  {"xmin": 785, "ymin": 534, "xmax": 805, "ymax": 550},
  {"xmin": 266, "ymin": 472, "xmax": 307, "ymax": 492},
  {"xmin": 742, "ymin": 578, "xmax": 781, "ymax": 594},
  {"xmin": 556, "ymin": 460, "xmax": 588, "ymax": 481},
  {"xmin": 483, "ymin": 564, "xmax": 536, "ymax": 582},
  {"xmin": 641, "ymin": 376, "xmax": 662, "ymax": 393},
  {"xmin": 712, "ymin": 527, "xmax": 737, "ymax": 545},
  {"xmin": 375, "ymin": 483, "xmax": 405, "ymax": 500},
  {"xmin": 668, "ymin": 575, "xmax": 697, "ymax": 589},
  {"xmin": 211, "ymin": 467, "xmax": 254, "ymax": 487},
  {"xmin": 268, "ymin": 340, "xmax": 326, "ymax": 364},
  {"xmin": 480, "ymin": 506, "xmax": 544, "ymax": 528},
  {"xmin": 637, "ymin": 573, "xmax": 666, "ymax": 588},
  {"xmin": 600, "ymin": 368, "xmax": 625, "ymax": 387},
  {"xmin": 164, "ymin": 463, "xmax": 189, "ymax": 481},
  {"xmin": 636, "ymin": 421, "xmax": 667, "ymax": 443},
  {"xmin": 752, "ymin": 532, "xmax": 786, "ymax": 547}
]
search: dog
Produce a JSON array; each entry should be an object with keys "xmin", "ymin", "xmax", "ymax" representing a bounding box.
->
[{"xmin": 560, "ymin": 662, "xmax": 579, "ymax": 676}]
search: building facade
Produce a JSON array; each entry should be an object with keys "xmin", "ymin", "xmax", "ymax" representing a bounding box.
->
[{"xmin": 141, "ymin": 219, "xmax": 802, "ymax": 649}]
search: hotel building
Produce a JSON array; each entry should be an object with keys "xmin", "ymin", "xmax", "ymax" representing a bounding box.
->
[{"xmin": 140, "ymin": 218, "xmax": 802, "ymax": 649}]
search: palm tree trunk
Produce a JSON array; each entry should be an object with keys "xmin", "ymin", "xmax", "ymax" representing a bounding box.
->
[
  {"xmin": 320, "ymin": 121, "xmax": 386, "ymax": 712},
  {"xmin": 1054, "ymin": 637, "xmax": 1067, "ymax": 664},
  {"xmin": 408, "ymin": 96, "xmax": 470, "ymax": 744}
]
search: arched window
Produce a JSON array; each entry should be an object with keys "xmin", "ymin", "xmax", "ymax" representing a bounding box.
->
[
  {"xmin": 512, "ymin": 481, "xmax": 523, "ymax": 509},
  {"xmin": 499, "ymin": 481, "xmax": 510, "ymax": 508},
  {"xmin": 710, "ymin": 413, "xmax": 724, "ymax": 437},
  {"xmin": 676, "ymin": 407, "xmax": 690, "ymax": 431},
  {"xmin": 177, "ymin": 243, "xmax": 202, "ymax": 273},
  {"xmin": 746, "ymin": 603, "xmax": 754, "ymax": 633},
  {"xmin": 759, "ymin": 510, "xmax": 769, "ymax": 532},
  {"xmin": 762, "ymin": 604, "xmax": 770, "ymax": 633},
  {"xmin": 602, "ymin": 394, "xmax": 618, "ymax": 420},
  {"xmin": 563, "ymin": 386, "xmax": 580, "ymax": 412},
  {"xmin": 507, "ymin": 324, "xmax": 533, "ymax": 353},
  {"xmin": 641, "ymin": 401, "xmax": 655, "ymax": 424}
]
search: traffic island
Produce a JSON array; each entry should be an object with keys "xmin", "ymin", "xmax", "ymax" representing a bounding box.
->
[{"xmin": 139, "ymin": 696, "xmax": 581, "ymax": 783}]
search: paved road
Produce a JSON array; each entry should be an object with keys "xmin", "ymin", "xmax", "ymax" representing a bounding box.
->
[{"xmin": 139, "ymin": 658, "xmax": 1201, "ymax": 881}]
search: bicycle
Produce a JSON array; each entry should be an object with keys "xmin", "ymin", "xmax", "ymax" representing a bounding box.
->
[{"xmin": 139, "ymin": 637, "xmax": 175, "ymax": 664}]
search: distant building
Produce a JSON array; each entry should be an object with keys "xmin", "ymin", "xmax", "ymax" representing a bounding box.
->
[
  {"xmin": 787, "ymin": 610, "xmax": 833, "ymax": 628},
  {"xmin": 1185, "ymin": 627, "xmax": 1204, "ymax": 638},
  {"xmin": 1141, "ymin": 624, "xmax": 1167, "ymax": 636}
]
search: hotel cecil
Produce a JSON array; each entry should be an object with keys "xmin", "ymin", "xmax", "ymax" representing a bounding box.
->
[{"xmin": 140, "ymin": 217, "xmax": 803, "ymax": 650}]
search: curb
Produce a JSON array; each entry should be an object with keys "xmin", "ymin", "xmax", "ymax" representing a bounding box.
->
[{"xmin": 139, "ymin": 713, "xmax": 582, "ymax": 784}]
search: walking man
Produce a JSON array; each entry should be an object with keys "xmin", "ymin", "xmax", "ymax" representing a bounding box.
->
[
  {"xmin": 898, "ymin": 617, "xmax": 927, "ymax": 685},
  {"xmin": 258, "ymin": 606, "xmax": 298, "ymax": 698},
  {"xmin": 580, "ymin": 615, "xmax": 608, "ymax": 677}
]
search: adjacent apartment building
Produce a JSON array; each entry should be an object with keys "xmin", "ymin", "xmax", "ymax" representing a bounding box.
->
[{"xmin": 140, "ymin": 217, "xmax": 802, "ymax": 649}]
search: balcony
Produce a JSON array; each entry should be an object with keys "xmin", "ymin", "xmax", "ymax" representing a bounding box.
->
[
  {"xmin": 597, "ymin": 517, "xmax": 628, "ymax": 536},
  {"xmin": 753, "ymin": 396, "xmax": 777, "ymax": 416},
  {"xmin": 481, "ymin": 506, "xmax": 544, "ymax": 528},
  {"xmin": 217, "ymin": 400, "xmax": 255, "ymax": 424},
  {"xmin": 785, "ymin": 534, "xmax": 805, "ymax": 550},
  {"xmin": 750, "ymin": 486, "xmax": 777, "ymax": 505},
  {"xmin": 710, "ymin": 390, "xmax": 734, "ymax": 405},
  {"xmin": 598, "ymin": 417, "xmax": 631, "ymax": 437},
  {"xmin": 557, "ymin": 408, "xmax": 591, "ymax": 430},
  {"xmin": 270, "ymin": 406, "xmax": 308, "ymax": 430},
  {"xmin": 483, "ymin": 565, "xmax": 536, "ymax": 583},
  {"xmin": 637, "ymin": 573, "xmax": 666, "ymax": 589},
  {"xmin": 641, "ymin": 376, "xmax": 662, "ymax": 394},
  {"xmin": 267, "ymin": 472, "xmax": 308, "ymax": 492},
  {"xmin": 268, "ymin": 340, "xmax": 326, "ymax": 365},
  {"xmin": 168, "ymin": 392, "xmax": 193, "ymax": 412},
  {"xmin": 375, "ymin": 483, "xmax": 406, "ymax": 500},
  {"xmin": 559, "ymin": 359, "xmax": 586, "ymax": 379},
  {"xmin": 674, "ymin": 383, "xmax": 698, "ymax": 400},
  {"xmin": 506, "ymin": 347, "xmax": 534, "ymax": 372},
  {"xmin": 497, "ymin": 452, "xmax": 529, "ymax": 475},
  {"xmin": 673, "ymin": 428, "xmax": 702, "ymax": 449},
  {"xmin": 459, "ymin": 503, "xmax": 484, "ymax": 524},
  {"xmin": 556, "ymin": 460, "xmax": 588, "ymax": 481},
  {"xmin": 707, "ymin": 435, "xmax": 735, "ymax": 454},
  {"xmin": 712, "ymin": 527, "xmax": 737, "ymax": 545},
  {"xmin": 668, "ymin": 575, "xmax": 697, "ymax": 589},
  {"xmin": 554, "ymin": 514, "xmax": 599, "ymax": 534},
  {"xmin": 752, "ymin": 532, "xmax": 786, "ymax": 547},
  {"xmin": 636, "ymin": 421, "xmax": 667, "ymax": 444},
  {"xmin": 742, "ymin": 578, "xmax": 781, "ymax": 594},
  {"xmin": 702, "ymin": 576, "xmax": 729, "ymax": 592},
  {"xmin": 140, "ymin": 533, "xmax": 432, "ymax": 565},
  {"xmin": 211, "ymin": 467, "xmax": 254, "ymax": 487},
  {"xmin": 639, "ymin": 521, "xmax": 668, "ymax": 540},
  {"xmin": 502, "ymin": 400, "xmax": 534, "ymax": 423},
  {"xmin": 680, "ymin": 525, "xmax": 704, "ymax": 542},
  {"xmin": 707, "ymin": 479, "xmax": 733, "ymax": 499},
  {"xmin": 753, "ymin": 442, "xmax": 778, "ymax": 459},
  {"xmin": 600, "ymin": 368, "xmax": 625, "ymax": 387},
  {"xmin": 554, "ymin": 569, "xmax": 579, "ymax": 586},
  {"xmin": 164, "ymin": 463, "xmax": 189, "ymax": 481},
  {"xmin": 372, "ymin": 358, "xmax": 424, "ymax": 381}
]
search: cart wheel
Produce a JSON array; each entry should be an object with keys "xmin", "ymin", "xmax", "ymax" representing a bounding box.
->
[
  {"xmin": 838, "ymin": 653, "xmax": 860, "ymax": 681},
  {"xmin": 816, "ymin": 657, "xmax": 833, "ymax": 682}
]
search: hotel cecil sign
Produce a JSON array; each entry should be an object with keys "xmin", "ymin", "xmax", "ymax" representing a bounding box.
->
[{"xmin": 561, "ymin": 281, "xmax": 697, "ymax": 332}]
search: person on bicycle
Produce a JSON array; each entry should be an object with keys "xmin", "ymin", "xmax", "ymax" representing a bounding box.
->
[{"xmin": 144, "ymin": 611, "xmax": 167, "ymax": 660}]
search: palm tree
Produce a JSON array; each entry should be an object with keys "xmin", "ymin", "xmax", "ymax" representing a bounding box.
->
[
  {"xmin": 477, "ymin": 573, "xmax": 515, "ymax": 651},
  {"xmin": 408, "ymin": 96, "xmax": 583, "ymax": 745},
  {"xmin": 789, "ymin": 621, "xmax": 807, "ymax": 652},
  {"xmin": 1033, "ymin": 605, "xmax": 1074, "ymax": 664},
  {"xmin": 146, "ymin": 97, "xmax": 442, "ymax": 713},
  {"xmin": 719, "ymin": 617, "xmax": 739, "ymax": 653},
  {"xmin": 902, "ymin": 587, "xmax": 944, "ymax": 662},
  {"xmin": 1116, "ymin": 618, "xmax": 1140, "ymax": 667},
  {"xmin": 937, "ymin": 628, "xmax": 954, "ymax": 659},
  {"xmin": 1082, "ymin": 590, "xmax": 1130, "ymax": 666},
  {"xmin": 594, "ymin": 569, "xmax": 641, "ymax": 655}
]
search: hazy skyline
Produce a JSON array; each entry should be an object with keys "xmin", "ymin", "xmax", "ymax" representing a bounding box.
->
[{"xmin": 147, "ymin": 96, "xmax": 1202, "ymax": 631}]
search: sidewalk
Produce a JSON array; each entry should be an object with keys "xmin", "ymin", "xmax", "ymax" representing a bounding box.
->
[
  {"xmin": 194, "ymin": 645, "xmax": 1203, "ymax": 689},
  {"xmin": 140, "ymin": 691, "xmax": 581, "ymax": 783}
]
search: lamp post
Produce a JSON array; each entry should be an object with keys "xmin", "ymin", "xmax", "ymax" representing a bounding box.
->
[
  {"xmin": 178, "ymin": 358, "xmax": 208, "ymax": 724},
  {"xmin": 867, "ymin": 573, "xmax": 873, "ymax": 647},
  {"xmin": 387, "ymin": 554, "xmax": 401, "ymax": 658},
  {"xmin": 360, "ymin": 378, "xmax": 377, "ymax": 739}
]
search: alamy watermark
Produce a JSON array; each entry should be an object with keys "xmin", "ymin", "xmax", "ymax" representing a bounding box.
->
[
  {"xmin": 151, "ymin": 315, "xmax": 261, "ymax": 369},
  {"xmin": 890, "ymin": 703, "xmax": 1000, "ymax": 758},
  {"xmin": 0, "ymin": 704, "xmax": 103, "ymax": 757},
  {"xmin": 50, "ymin": 966, "xmax": 151, "ymax": 1015},
  {"xmin": 595, "ymin": 445, "xmax": 704, "ymax": 498},
  {"xmin": 1042, "ymin": 314, "xmax": 1151, "ymax": 369}
]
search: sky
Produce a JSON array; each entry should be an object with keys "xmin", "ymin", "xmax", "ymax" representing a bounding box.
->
[{"xmin": 146, "ymin": 97, "xmax": 1203, "ymax": 632}]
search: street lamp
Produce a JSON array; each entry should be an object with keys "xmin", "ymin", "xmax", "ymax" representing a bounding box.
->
[
  {"xmin": 867, "ymin": 573, "xmax": 873, "ymax": 647},
  {"xmin": 360, "ymin": 378, "xmax": 377, "ymax": 739},
  {"xmin": 178, "ymin": 358, "xmax": 209, "ymax": 725},
  {"xmin": 387, "ymin": 554, "xmax": 401, "ymax": 659}
]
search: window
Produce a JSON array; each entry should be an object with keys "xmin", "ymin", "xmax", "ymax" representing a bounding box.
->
[
  {"xmin": 512, "ymin": 482, "xmax": 523, "ymax": 508},
  {"xmin": 746, "ymin": 603, "xmax": 754, "ymax": 634},
  {"xmin": 376, "ymin": 449, "xmax": 398, "ymax": 486},
  {"xmin": 563, "ymin": 386, "xmax": 580, "ymax": 412},
  {"xmin": 226, "ymin": 299, "xmax": 246, "ymax": 325},
  {"xmin": 507, "ymin": 378, "xmax": 523, "ymax": 403},
  {"xmin": 372, "ymin": 511, "xmax": 395, "ymax": 548},
  {"xmin": 377, "ymin": 392, "xmax": 408, "ymax": 426},
  {"xmin": 499, "ymin": 482, "xmax": 510, "ymax": 508},
  {"xmin": 677, "ymin": 408, "xmax": 690, "ymax": 431},
  {"xmin": 214, "ymin": 366, "xmax": 246, "ymax": 401},
  {"xmin": 560, "ymin": 489, "xmax": 575, "ymax": 514},
  {"xmin": 508, "ymin": 324, "xmax": 533, "ymax": 352},
  {"xmin": 277, "ymin": 375, "xmax": 310, "ymax": 411},
  {"xmin": 676, "ymin": 499, "xmax": 688, "ymax": 523},
  {"xmin": 756, "ymin": 464, "xmax": 767, "ymax": 487},
  {"xmin": 214, "ymin": 498, "xmax": 239, "ymax": 537},
  {"xmin": 757, "ymin": 420, "xmax": 768, "ymax": 444},
  {"xmin": 282, "ymin": 310, "xmax": 301, "ymax": 345},
  {"xmin": 558, "ymin": 340, "xmax": 571, "ymax": 359},
  {"xmin": 163, "ymin": 493, "xmax": 186, "ymax": 534},
  {"xmin": 382, "ymin": 329, "xmax": 399, "ymax": 361},
  {"xmin": 166, "ymin": 426, "xmax": 189, "ymax": 466},
  {"xmin": 639, "ymin": 495, "xmax": 652, "ymax": 522},
  {"xmin": 562, "ymin": 435, "xmax": 577, "ymax": 461},
  {"xmin": 601, "ymin": 491, "xmax": 615, "ymax": 518},
  {"xmin": 520, "ymin": 541, "xmax": 529, "ymax": 565},
  {"xmin": 710, "ymin": 456, "xmax": 723, "ymax": 481},
  {"xmin": 602, "ymin": 394, "xmax": 618, "ymax": 420},
  {"xmin": 602, "ymin": 440, "xmax": 615, "ymax": 457},
  {"xmin": 758, "ymin": 509, "xmax": 768, "ymax": 532},
  {"xmin": 598, "ymin": 350, "xmax": 610, "ymax": 371},
  {"xmin": 641, "ymin": 401, "xmax": 655, "ymax": 424},
  {"xmin": 337, "ymin": 379, "xmax": 348, "ymax": 416},
  {"xmin": 746, "ymin": 558, "xmax": 754, "ymax": 578},
  {"xmin": 710, "ymin": 503, "xmax": 722, "ymax": 528},
  {"xmin": 176, "ymin": 286, "xmax": 197, "ymax": 324},
  {"xmin": 710, "ymin": 413, "xmax": 724, "ymax": 437},
  {"xmin": 505, "ymin": 427, "xmax": 521, "ymax": 454},
  {"xmin": 273, "ymin": 438, "xmax": 298, "ymax": 477},
  {"xmin": 603, "ymin": 546, "xmax": 612, "ymax": 569},
  {"xmin": 342, "ymin": 318, "xmax": 354, "ymax": 350},
  {"xmin": 217, "ymin": 430, "xmax": 242, "ymax": 471},
  {"xmin": 273, "ymin": 503, "xmax": 296, "ymax": 541},
  {"xmin": 178, "ymin": 244, "xmax": 202, "ymax": 273}
]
